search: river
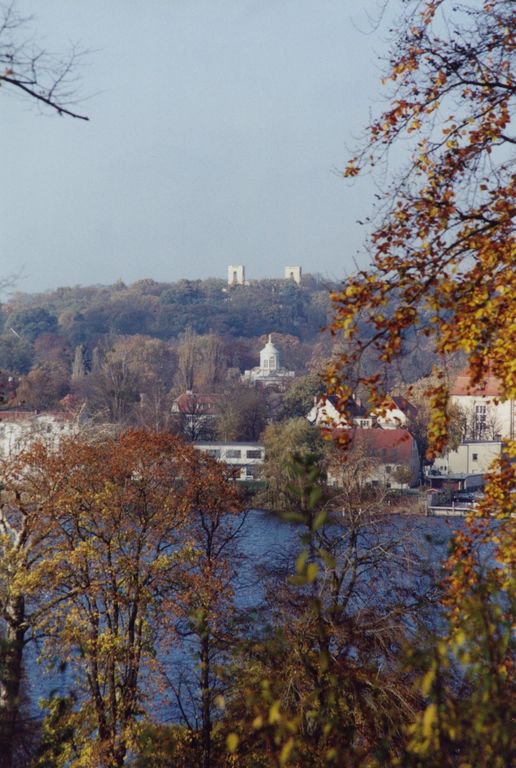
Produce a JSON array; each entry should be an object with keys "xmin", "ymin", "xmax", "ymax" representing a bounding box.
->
[{"xmin": 23, "ymin": 509, "xmax": 461, "ymax": 725}]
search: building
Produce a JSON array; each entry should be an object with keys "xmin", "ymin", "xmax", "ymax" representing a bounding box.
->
[
  {"xmin": 307, "ymin": 393, "xmax": 417, "ymax": 431},
  {"xmin": 328, "ymin": 428, "xmax": 420, "ymax": 489},
  {"xmin": 194, "ymin": 441, "xmax": 264, "ymax": 480},
  {"xmin": 431, "ymin": 440, "xmax": 503, "ymax": 476},
  {"xmin": 227, "ymin": 265, "xmax": 246, "ymax": 286},
  {"xmin": 307, "ymin": 395, "xmax": 372, "ymax": 429},
  {"xmin": 243, "ymin": 335, "xmax": 295, "ymax": 386},
  {"xmin": 449, "ymin": 368, "xmax": 515, "ymax": 440},
  {"xmin": 372, "ymin": 396, "xmax": 417, "ymax": 429},
  {"xmin": 0, "ymin": 411, "xmax": 78, "ymax": 458},
  {"xmin": 284, "ymin": 266, "xmax": 302, "ymax": 284},
  {"xmin": 171, "ymin": 392, "xmax": 222, "ymax": 440}
]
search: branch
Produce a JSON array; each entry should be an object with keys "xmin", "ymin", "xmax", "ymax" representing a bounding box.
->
[{"xmin": 1, "ymin": 74, "xmax": 89, "ymax": 119}]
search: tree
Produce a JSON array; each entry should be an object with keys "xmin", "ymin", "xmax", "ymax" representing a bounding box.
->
[
  {"xmin": 0, "ymin": 444, "xmax": 63, "ymax": 768},
  {"xmin": 173, "ymin": 460, "xmax": 244, "ymax": 768},
  {"xmin": 280, "ymin": 373, "xmax": 325, "ymax": 420},
  {"xmin": 328, "ymin": 1, "xmax": 515, "ymax": 763},
  {"xmin": 15, "ymin": 363, "xmax": 70, "ymax": 410},
  {"xmin": 2, "ymin": 430, "xmax": 241, "ymax": 768},
  {"xmin": 394, "ymin": 374, "xmax": 465, "ymax": 474},
  {"xmin": 0, "ymin": 333, "xmax": 33, "ymax": 375},
  {"xmin": 74, "ymin": 341, "xmax": 141, "ymax": 424},
  {"xmin": 260, "ymin": 419, "xmax": 326, "ymax": 512},
  {"xmin": 0, "ymin": 1, "xmax": 88, "ymax": 120},
  {"xmin": 4, "ymin": 308, "xmax": 58, "ymax": 344},
  {"xmin": 221, "ymin": 457, "xmax": 435, "ymax": 767},
  {"xmin": 216, "ymin": 385, "xmax": 268, "ymax": 442},
  {"xmin": 96, "ymin": 335, "xmax": 177, "ymax": 431},
  {"xmin": 331, "ymin": 0, "xmax": 514, "ymax": 461},
  {"xmin": 174, "ymin": 329, "xmax": 228, "ymax": 393},
  {"xmin": 33, "ymin": 432, "xmax": 192, "ymax": 766}
]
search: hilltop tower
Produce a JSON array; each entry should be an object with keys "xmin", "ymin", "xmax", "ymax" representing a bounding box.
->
[
  {"xmin": 228, "ymin": 265, "xmax": 245, "ymax": 286},
  {"xmin": 284, "ymin": 266, "xmax": 302, "ymax": 284}
]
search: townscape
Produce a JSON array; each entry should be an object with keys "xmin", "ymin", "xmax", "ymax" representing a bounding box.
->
[
  {"xmin": 0, "ymin": 1, "xmax": 514, "ymax": 767},
  {"xmin": 0, "ymin": 279, "xmax": 513, "ymax": 509}
]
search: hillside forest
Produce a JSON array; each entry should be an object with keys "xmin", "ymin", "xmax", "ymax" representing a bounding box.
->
[{"xmin": 0, "ymin": 276, "xmax": 439, "ymax": 431}]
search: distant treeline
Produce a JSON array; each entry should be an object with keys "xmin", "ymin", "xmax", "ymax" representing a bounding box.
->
[
  {"xmin": 0, "ymin": 276, "xmax": 439, "ymax": 419},
  {"xmin": 1, "ymin": 276, "xmax": 335, "ymax": 352}
]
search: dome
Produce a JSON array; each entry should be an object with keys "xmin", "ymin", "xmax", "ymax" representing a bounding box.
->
[{"xmin": 259, "ymin": 334, "xmax": 280, "ymax": 372}]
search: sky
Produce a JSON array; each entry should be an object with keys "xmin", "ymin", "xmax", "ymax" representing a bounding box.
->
[{"xmin": 1, "ymin": 0, "xmax": 396, "ymax": 293}]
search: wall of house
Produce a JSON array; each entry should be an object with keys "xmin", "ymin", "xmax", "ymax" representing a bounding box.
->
[
  {"xmin": 450, "ymin": 394, "xmax": 515, "ymax": 440},
  {"xmin": 433, "ymin": 441, "xmax": 503, "ymax": 476},
  {"xmin": 194, "ymin": 441, "xmax": 264, "ymax": 480},
  {"xmin": 0, "ymin": 414, "xmax": 77, "ymax": 458}
]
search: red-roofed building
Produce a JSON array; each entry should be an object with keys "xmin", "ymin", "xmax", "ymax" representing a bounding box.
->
[
  {"xmin": 171, "ymin": 391, "xmax": 222, "ymax": 441},
  {"xmin": 449, "ymin": 369, "xmax": 514, "ymax": 440},
  {"xmin": 329, "ymin": 428, "xmax": 420, "ymax": 489}
]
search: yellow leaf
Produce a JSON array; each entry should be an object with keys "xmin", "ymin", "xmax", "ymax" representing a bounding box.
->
[
  {"xmin": 269, "ymin": 700, "xmax": 281, "ymax": 724},
  {"xmin": 421, "ymin": 667, "xmax": 435, "ymax": 696},
  {"xmin": 279, "ymin": 738, "xmax": 294, "ymax": 765},
  {"xmin": 252, "ymin": 715, "xmax": 263, "ymax": 730},
  {"xmin": 306, "ymin": 562, "xmax": 319, "ymax": 583},
  {"xmin": 227, "ymin": 733, "xmax": 239, "ymax": 753},
  {"xmin": 422, "ymin": 703, "xmax": 437, "ymax": 738}
]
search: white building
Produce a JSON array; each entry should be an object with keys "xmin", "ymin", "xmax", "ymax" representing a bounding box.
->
[
  {"xmin": 284, "ymin": 266, "xmax": 302, "ymax": 284},
  {"xmin": 449, "ymin": 369, "xmax": 515, "ymax": 440},
  {"xmin": 432, "ymin": 440, "xmax": 503, "ymax": 476},
  {"xmin": 307, "ymin": 395, "xmax": 372, "ymax": 429},
  {"xmin": 194, "ymin": 441, "xmax": 264, "ymax": 480},
  {"xmin": 243, "ymin": 335, "xmax": 295, "ymax": 386},
  {"xmin": 372, "ymin": 396, "xmax": 417, "ymax": 429},
  {"xmin": 0, "ymin": 411, "xmax": 78, "ymax": 458},
  {"xmin": 227, "ymin": 265, "xmax": 246, "ymax": 286}
]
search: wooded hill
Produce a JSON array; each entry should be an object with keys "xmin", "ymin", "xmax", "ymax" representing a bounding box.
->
[
  {"xmin": 0, "ymin": 276, "xmax": 439, "ymax": 418},
  {"xmin": 1, "ymin": 276, "xmax": 334, "ymax": 350}
]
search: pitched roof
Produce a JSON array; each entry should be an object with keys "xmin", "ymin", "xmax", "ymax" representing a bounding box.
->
[
  {"xmin": 317, "ymin": 395, "xmax": 368, "ymax": 419},
  {"xmin": 172, "ymin": 392, "xmax": 222, "ymax": 415},
  {"xmin": 335, "ymin": 428, "xmax": 417, "ymax": 464},
  {"xmin": 450, "ymin": 369, "xmax": 503, "ymax": 397},
  {"xmin": 388, "ymin": 396, "xmax": 418, "ymax": 420}
]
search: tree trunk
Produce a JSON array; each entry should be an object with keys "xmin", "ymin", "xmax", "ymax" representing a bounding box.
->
[
  {"xmin": 200, "ymin": 633, "xmax": 212, "ymax": 768},
  {"xmin": 0, "ymin": 596, "xmax": 26, "ymax": 768}
]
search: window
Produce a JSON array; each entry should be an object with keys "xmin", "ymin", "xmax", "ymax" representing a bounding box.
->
[
  {"xmin": 225, "ymin": 449, "xmax": 242, "ymax": 459},
  {"xmin": 269, "ymin": 357, "xmax": 276, "ymax": 369},
  {"xmin": 472, "ymin": 453, "xmax": 478, "ymax": 461},
  {"xmin": 475, "ymin": 404, "xmax": 487, "ymax": 436},
  {"xmin": 246, "ymin": 449, "xmax": 263, "ymax": 459},
  {"xmin": 206, "ymin": 449, "xmax": 221, "ymax": 459},
  {"xmin": 263, "ymin": 359, "xmax": 269, "ymax": 369}
]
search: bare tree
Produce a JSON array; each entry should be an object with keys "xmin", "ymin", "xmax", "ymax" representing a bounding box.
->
[{"xmin": 0, "ymin": 1, "xmax": 88, "ymax": 120}]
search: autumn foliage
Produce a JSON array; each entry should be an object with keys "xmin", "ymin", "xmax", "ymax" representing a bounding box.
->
[
  {"xmin": 0, "ymin": 430, "xmax": 242, "ymax": 767},
  {"xmin": 326, "ymin": 1, "xmax": 515, "ymax": 765},
  {"xmin": 330, "ymin": 0, "xmax": 515, "ymax": 462}
]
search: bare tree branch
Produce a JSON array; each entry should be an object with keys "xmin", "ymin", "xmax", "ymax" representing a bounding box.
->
[{"xmin": 0, "ymin": 1, "xmax": 89, "ymax": 120}]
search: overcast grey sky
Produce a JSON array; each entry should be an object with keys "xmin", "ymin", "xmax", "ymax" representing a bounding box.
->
[{"xmin": 1, "ymin": 0, "xmax": 395, "ymax": 293}]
